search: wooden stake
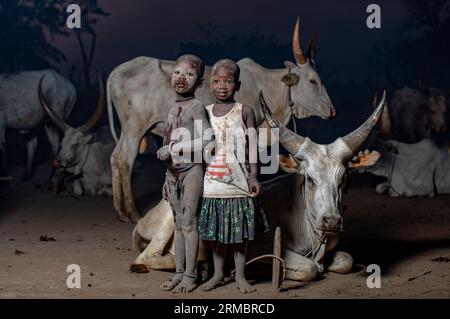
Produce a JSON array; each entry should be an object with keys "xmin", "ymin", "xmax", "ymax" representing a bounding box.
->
[{"xmin": 272, "ymin": 227, "xmax": 282, "ymax": 291}]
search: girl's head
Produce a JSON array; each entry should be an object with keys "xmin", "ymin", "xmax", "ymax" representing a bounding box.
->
[
  {"xmin": 171, "ymin": 54, "xmax": 205, "ymax": 96},
  {"xmin": 210, "ymin": 59, "xmax": 241, "ymax": 102}
]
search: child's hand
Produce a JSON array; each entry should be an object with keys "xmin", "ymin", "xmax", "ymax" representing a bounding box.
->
[
  {"xmin": 248, "ymin": 176, "xmax": 261, "ymax": 197},
  {"xmin": 156, "ymin": 145, "xmax": 171, "ymax": 161}
]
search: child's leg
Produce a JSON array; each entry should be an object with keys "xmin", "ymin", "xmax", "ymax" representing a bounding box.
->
[
  {"xmin": 233, "ymin": 242, "xmax": 256, "ymax": 293},
  {"xmin": 160, "ymin": 175, "xmax": 185, "ymax": 291},
  {"xmin": 173, "ymin": 165, "xmax": 203, "ymax": 293},
  {"xmin": 201, "ymin": 242, "xmax": 226, "ymax": 291}
]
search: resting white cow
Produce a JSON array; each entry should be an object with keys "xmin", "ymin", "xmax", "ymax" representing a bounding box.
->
[
  {"xmin": 0, "ymin": 70, "xmax": 76, "ymax": 179},
  {"xmin": 108, "ymin": 17, "xmax": 337, "ymax": 223},
  {"xmin": 132, "ymin": 91, "xmax": 386, "ymax": 281},
  {"xmin": 38, "ymin": 77, "xmax": 112, "ymax": 197},
  {"xmin": 361, "ymin": 139, "xmax": 450, "ymax": 197}
]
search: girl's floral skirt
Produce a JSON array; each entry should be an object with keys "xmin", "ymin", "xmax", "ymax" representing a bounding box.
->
[{"xmin": 198, "ymin": 197, "xmax": 268, "ymax": 244}]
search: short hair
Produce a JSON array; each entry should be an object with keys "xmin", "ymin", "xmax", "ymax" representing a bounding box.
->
[
  {"xmin": 211, "ymin": 59, "xmax": 240, "ymax": 81},
  {"xmin": 175, "ymin": 54, "xmax": 205, "ymax": 78}
]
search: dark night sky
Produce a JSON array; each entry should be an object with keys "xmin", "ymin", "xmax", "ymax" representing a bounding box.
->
[
  {"xmin": 55, "ymin": 0, "xmax": 407, "ymax": 77},
  {"xmin": 53, "ymin": 0, "xmax": 414, "ymax": 142}
]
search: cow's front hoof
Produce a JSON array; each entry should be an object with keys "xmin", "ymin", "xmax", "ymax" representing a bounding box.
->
[
  {"xmin": 117, "ymin": 213, "xmax": 132, "ymax": 223},
  {"xmin": 328, "ymin": 251, "xmax": 353, "ymax": 274},
  {"xmin": 129, "ymin": 212, "xmax": 141, "ymax": 224},
  {"xmin": 285, "ymin": 263, "xmax": 318, "ymax": 282}
]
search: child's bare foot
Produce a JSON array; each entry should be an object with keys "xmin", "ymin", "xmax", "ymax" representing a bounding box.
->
[
  {"xmin": 235, "ymin": 278, "xmax": 256, "ymax": 293},
  {"xmin": 172, "ymin": 274, "xmax": 197, "ymax": 293},
  {"xmin": 201, "ymin": 275, "xmax": 225, "ymax": 291},
  {"xmin": 160, "ymin": 273, "xmax": 183, "ymax": 291}
]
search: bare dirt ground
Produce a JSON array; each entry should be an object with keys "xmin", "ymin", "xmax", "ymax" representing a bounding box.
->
[{"xmin": 1, "ymin": 159, "xmax": 449, "ymax": 299}]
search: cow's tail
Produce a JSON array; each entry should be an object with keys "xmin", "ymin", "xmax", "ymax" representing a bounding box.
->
[{"xmin": 107, "ymin": 75, "xmax": 119, "ymax": 143}]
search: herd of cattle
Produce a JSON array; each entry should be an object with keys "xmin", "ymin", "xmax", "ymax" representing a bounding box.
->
[{"xmin": 0, "ymin": 18, "xmax": 449, "ymax": 281}]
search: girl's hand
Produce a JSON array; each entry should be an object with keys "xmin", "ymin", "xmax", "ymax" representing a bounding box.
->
[{"xmin": 248, "ymin": 176, "xmax": 261, "ymax": 197}]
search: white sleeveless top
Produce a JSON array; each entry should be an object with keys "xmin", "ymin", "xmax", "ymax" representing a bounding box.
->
[{"xmin": 203, "ymin": 103, "xmax": 252, "ymax": 198}]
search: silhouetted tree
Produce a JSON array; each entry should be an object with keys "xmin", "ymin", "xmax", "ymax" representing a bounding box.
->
[
  {"xmin": 0, "ymin": 0, "xmax": 68, "ymax": 72},
  {"xmin": 0, "ymin": 0, "xmax": 108, "ymax": 78},
  {"xmin": 72, "ymin": 0, "xmax": 108, "ymax": 89}
]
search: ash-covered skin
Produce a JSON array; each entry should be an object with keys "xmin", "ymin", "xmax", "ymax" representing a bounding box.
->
[
  {"xmin": 200, "ymin": 60, "xmax": 260, "ymax": 294},
  {"xmin": 157, "ymin": 55, "xmax": 211, "ymax": 293}
]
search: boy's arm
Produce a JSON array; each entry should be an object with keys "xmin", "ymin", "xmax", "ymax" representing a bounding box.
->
[
  {"xmin": 242, "ymin": 104, "xmax": 261, "ymax": 196},
  {"xmin": 156, "ymin": 106, "xmax": 174, "ymax": 161}
]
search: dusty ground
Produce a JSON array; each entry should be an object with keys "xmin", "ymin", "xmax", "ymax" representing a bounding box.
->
[{"xmin": 0, "ymin": 159, "xmax": 449, "ymax": 299}]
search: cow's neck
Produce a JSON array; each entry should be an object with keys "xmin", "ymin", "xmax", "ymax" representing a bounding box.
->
[
  {"xmin": 285, "ymin": 173, "xmax": 322, "ymax": 256},
  {"xmin": 237, "ymin": 59, "xmax": 292, "ymax": 126}
]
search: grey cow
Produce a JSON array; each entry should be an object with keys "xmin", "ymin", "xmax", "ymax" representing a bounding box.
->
[
  {"xmin": 390, "ymin": 87, "xmax": 447, "ymax": 143},
  {"xmin": 132, "ymin": 91, "xmax": 386, "ymax": 281},
  {"xmin": 38, "ymin": 77, "xmax": 112, "ymax": 197},
  {"xmin": 108, "ymin": 17, "xmax": 337, "ymax": 223},
  {"xmin": 0, "ymin": 70, "xmax": 76, "ymax": 179}
]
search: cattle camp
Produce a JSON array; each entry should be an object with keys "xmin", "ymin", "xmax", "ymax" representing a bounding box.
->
[{"xmin": 0, "ymin": 1, "xmax": 449, "ymax": 301}]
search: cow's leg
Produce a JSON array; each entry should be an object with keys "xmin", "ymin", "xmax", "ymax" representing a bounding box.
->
[
  {"xmin": 134, "ymin": 239, "xmax": 176, "ymax": 270},
  {"xmin": 23, "ymin": 136, "xmax": 38, "ymax": 180},
  {"xmin": 327, "ymin": 251, "xmax": 353, "ymax": 274},
  {"xmin": 118, "ymin": 132, "xmax": 141, "ymax": 223},
  {"xmin": 111, "ymin": 138, "xmax": 130, "ymax": 222},
  {"xmin": 72, "ymin": 179, "xmax": 83, "ymax": 196},
  {"xmin": 283, "ymin": 248, "xmax": 318, "ymax": 282}
]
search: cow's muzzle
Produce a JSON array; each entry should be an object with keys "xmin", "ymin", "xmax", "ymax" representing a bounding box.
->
[{"xmin": 317, "ymin": 214, "xmax": 342, "ymax": 233}]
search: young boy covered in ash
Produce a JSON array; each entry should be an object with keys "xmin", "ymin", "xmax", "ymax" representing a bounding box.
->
[{"xmin": 156, "ymin": 54, "xmax": 212, "ymax": 293}]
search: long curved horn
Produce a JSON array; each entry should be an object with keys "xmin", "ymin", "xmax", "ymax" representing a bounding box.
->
[
  {"xmin": 340, "ymin": 90, "xmax": 387, "ymax": 156},
  {"xmin": 372, "ymin": 90, "xmax": 391, "ymax": 139},
  {"xmin": 259, "ymin": 91, "xmax": 305, "ymax": 155},
  {"xmin": 38, "ymin": 76, "xmax": 69, "ymax": 132},
  {"xmin": 307, "ymin": 32, "xmax": 318, "ymax": 63},
  {"xmin": 78, "ymin": 76, "xmax": 105, "ymax": 133},
  {"xmin": 293, "ymin": 17, "xmax": 307, "ymax": 65}
]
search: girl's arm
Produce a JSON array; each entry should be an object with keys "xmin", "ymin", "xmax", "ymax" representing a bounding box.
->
[{"xmin": 242, "ymin": 104, "xmax": 261, "ymax": 196}]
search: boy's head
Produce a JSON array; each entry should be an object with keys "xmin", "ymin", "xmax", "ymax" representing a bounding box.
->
[
  {"xmin": 210, "ymin": 59, "xmax": 241, "ymax": 102},
  {"xmin": 171, "ymin": 54, "xmax": 205, "ymax": 96}
]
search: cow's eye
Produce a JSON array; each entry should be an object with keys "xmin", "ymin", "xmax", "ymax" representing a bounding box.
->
[
  {"xmin": 308, "ymin": 177, "xmax": 316, "ymax": 186},
  {"xmin": 309, "ymin": 79, "xmax": 318, "ymax": 85}
]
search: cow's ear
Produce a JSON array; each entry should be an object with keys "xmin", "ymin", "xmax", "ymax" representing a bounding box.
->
[
  {"xmin": 284, "ymin": 60, "xmax": 297, "ymax": 69},
  {"xmin": 348, "ymin": 150, "xmax": 381, "ymax": 169},
  {"xmin": 278, "ymin": 154, "xmax": 300, "ymax": 173},
  {"xmin": 281, "ymin": 73, "xmax": 299, "ymax": 87}
]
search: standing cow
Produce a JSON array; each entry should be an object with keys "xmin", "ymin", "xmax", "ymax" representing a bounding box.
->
[
  {"xmin": 132, "ymin": 91, "xmax": 386, "ymax": 281},
  {"xmin": 38, "ymin": 77, "xmax": 112, "ymax": 196},
  {"xmin": 0, "ymin": 70, "xmax": 76, "ymax": 179},
  {"xmin": 108, "ymin": 18, "xmax": 337, "ymax": 223}
]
